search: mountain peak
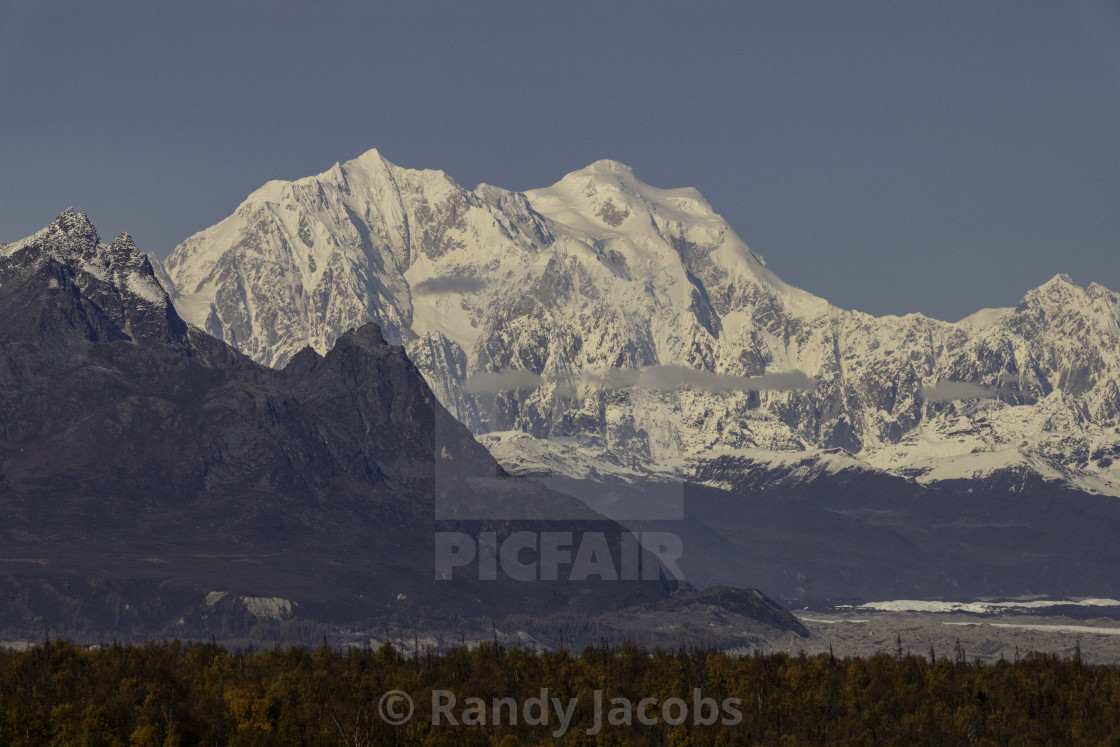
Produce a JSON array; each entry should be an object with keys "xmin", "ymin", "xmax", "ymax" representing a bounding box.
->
[
  {"xmin": 48, "ymin": 207, "xmax": 100, "ymax": 245},
  {"xmin": 583, "ymin": 158, "xmax": 635, "ymax": 175},
  {"xmin": 350, "ymin": 146, "xmax": 385, "ymax": 163},
  {"xmin": 0, "ymin": 212, "xmax": 192, "ymax": 352},
  {"xmin": 1023, "ymin": 273, "xmax": 1084, "ymax": 303},
  {"xmin": 54, "ymin": 206, "xmax": 90, "ymax": 227},
  {"xmin": 3, "ymin": 208, "xmax": 102, "ymax": 261},
  {"xmin": 111, "ymin": 232, "xmax": 137, "ymax": 249},
  {"xmin": 563, "ymin": 159, "xmax": 641, "ymax": 190},
  {"xmin": 341, "ymin": 147, "xmax": 400, "ymax": 177},
  {"xmin": 1043, "ymin": 273, "xmax": 1077, "ymax": 288},
  {"xmin": 1015, "ymin": 274, "xmax": 1086, "ymax": 316}
]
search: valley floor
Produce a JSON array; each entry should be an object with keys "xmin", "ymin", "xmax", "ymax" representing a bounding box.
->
[{"xmin": 761, "ymin": 608, "xmax": 1120, "ymax": 666}]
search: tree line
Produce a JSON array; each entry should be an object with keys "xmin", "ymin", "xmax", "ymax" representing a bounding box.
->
[{"xmin": 1, "ymin": 637, "xmax": 1118, "ymax": 745}]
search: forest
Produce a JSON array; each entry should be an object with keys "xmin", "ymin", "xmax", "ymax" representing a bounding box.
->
[{"xmin": 1, "ymin": 637, "xmax": 1118, "ymax": 746}]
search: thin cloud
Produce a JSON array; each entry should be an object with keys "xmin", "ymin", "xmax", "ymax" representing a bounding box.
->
[
  {"xmin": 463, "ymin": 369, "xmax": 544, "ymax": 394},
  {"xmin": 627, "ymin": 365, "xmax": 815, "ymax": 393},
  {"xmin": 921, "ymin": 381, "xmax": 995, "ymax": 402},
  {"xmin": 465, "ymin": 365, "xmax": 815, "ymax": 395},
  {"xmin": 412, "ymin": 276, "xmax": 488, "ymax": 296}
]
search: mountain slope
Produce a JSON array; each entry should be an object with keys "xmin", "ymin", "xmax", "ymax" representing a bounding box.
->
[
  {"xmin": 162, "ymin": 150, "xmax": 1120, "ymax": 495},
  {"xmin": 2, "ymin": 210, "xmax": 810, "ymax": 645}
]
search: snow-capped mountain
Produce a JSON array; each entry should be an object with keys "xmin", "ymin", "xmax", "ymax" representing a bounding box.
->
[{"xmin": 161, "ymin": 149, "xmax": 1120, "ymax": 494}]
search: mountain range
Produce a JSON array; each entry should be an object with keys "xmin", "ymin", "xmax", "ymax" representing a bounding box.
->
[
  {"xmin": 5, "ymin": 148, "xmax": 1120, "ymax": 641},
  {"xmin": 158, "ymin": 149, "xmax": 1120, "ymax": 497}
]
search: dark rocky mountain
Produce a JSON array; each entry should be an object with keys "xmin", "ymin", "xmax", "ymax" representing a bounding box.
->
[{"xmin": 0, "ymin": 210, "xmax": 805, "ymax": 647}]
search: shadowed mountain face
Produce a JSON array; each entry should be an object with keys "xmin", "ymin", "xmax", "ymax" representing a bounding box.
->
[{"xmin": 0, "ymin": 210, "xmax": 806, "ymax": 646}]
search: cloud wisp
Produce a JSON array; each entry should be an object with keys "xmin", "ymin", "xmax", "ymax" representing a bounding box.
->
[
  {"xmin": 463, "ymin": 369, "xmax": 545, "ymax": 394},
  {"xmin": 921, "ymin": 382, "xmax": 994, "ymax": 402},
  {"xmin": 920, "ymin": 381, "xmax": 995, "ymax": 402},
  {"xmin": 920, "ymin": 374, "xmax": 1020, "ymax": 402},
  {"xmin": 412, "ymin": 276, "xmax": 488, "ymax": 296},
  {"xmin": 464, "ymin": 365, "xmax": 816, "ymax": 395}
]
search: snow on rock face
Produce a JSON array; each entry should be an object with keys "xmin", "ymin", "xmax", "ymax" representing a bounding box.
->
[
  {"xmin": 846, "ymin": 598, "xmax": 1120, "ymax": 614},
  {"xmin": 162, "ymin": 152, "xmax": 1120, "ymax": 494},
  {"xmin": 1, "ymin": 208, "xmax": 191, "ymax": 352},
  {"xmin": 240, "ymin": 596, "xmax": 293, "ymax": 620}
]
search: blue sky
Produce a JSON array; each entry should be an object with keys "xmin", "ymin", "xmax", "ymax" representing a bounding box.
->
[{"xmin": 2, "ymin": 1, "xmax": 1118, "ymax": 321}]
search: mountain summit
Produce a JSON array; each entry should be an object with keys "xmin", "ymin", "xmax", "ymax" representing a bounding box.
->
[{"xmin": 160, "ymin": 151, "xmax": 1120, "ymax": 495}]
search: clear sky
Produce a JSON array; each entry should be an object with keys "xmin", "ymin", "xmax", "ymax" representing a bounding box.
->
[{"xmin": 2, "ymin": 1, "xmax": 1118, "ymax": 321}]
